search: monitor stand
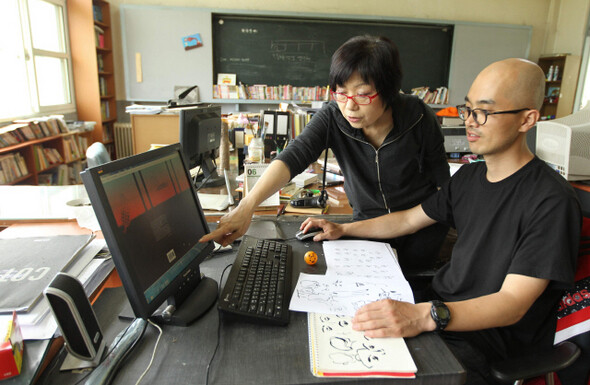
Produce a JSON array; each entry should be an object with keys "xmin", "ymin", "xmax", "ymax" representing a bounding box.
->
[
  {"xmin": 119, "ymin": 276, "xmax": 218, "ymax": 327},
  {"xmin": 196, "ymin": 158, "xmax": 226, "ymax": 188}
]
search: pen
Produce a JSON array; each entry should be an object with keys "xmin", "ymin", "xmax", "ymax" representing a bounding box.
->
[{"xmin": 277, "ymin": 203, "xmax": 286, "ymax": 217}]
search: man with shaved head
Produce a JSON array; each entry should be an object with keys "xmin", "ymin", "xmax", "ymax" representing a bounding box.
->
[{"xmin": 302, "ymin": 59, "xmax": 581, "ymax": 384}]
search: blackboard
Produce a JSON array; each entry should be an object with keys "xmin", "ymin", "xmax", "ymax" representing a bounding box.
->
[{"xmin": 212, "ymin": 15, "xmax": 453, "ymax": 92}]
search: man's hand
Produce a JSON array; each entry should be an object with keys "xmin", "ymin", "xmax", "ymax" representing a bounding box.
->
[
  {"xmin": 199, "ymin": 205, "xmax": 253, "ymax": 246},
  {"xmin": 351, "ymin": 300, "xmax": 435, "ymax": 338},
  {"xmin": 299, "ymin": 217, "xmax": 346, "ymax": 241}
]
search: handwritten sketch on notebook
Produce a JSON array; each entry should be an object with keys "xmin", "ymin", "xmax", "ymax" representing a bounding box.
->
[
  {"xmin": 308, "ymin": 313, "xmax": 417, "ymax": 378},
  {"xmin": 292, "ymin": 274, "xmax": 406, "ymax": 315},
  {"xmin": 289, "ymin": 240, "xmax": 414, "ymax": 316}
]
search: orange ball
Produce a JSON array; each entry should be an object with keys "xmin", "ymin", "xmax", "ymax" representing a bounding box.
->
[{"xmin": 304, "ymin": 251, "xmax": 318, "ymax": 265}]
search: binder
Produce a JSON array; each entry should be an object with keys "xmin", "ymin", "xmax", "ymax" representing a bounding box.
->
[{"xmin": 262, "ymin": 110, "xmax": 290, "ymax": 157}]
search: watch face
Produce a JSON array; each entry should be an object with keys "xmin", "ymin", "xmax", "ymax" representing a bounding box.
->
[{"xmin": 435, "ymin": 306, "xmax": 450, "ymax": 319}]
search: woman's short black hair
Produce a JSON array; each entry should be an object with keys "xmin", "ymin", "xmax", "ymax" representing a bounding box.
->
[{"xmin": 329, "ymin": 35, "xmax": 403, "ymax": 110}]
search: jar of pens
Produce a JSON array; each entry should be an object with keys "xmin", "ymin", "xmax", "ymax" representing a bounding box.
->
[{"xmin": 246, "ymin": 121, "xmax": 268, "ymax": 164}]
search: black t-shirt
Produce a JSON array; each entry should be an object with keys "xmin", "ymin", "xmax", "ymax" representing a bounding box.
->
[{"xmin": 422, "ymin": 157, "xmax": 581, "ymax": 355}]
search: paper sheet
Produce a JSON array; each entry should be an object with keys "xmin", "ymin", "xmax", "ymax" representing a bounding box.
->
[{"xmin": 289, "ymin": 240, "xmax": 414, "ymax": 316}]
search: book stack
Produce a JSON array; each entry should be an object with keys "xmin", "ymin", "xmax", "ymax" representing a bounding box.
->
[{"xmin": 327, "ymin": 186, "xmax": 347, "ymax": 205}]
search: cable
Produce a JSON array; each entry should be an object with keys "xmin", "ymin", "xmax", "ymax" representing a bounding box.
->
[
  {"xmin": 134, "ymin": 320, "xmax": 163, "ymax": 385},
  {"xmin": 70, "ymin": 321, "xmax": 136, "ymax": 385},
  {"xmin": 205, "ymin": 263, "xmax": 233, "ymax": 385}
]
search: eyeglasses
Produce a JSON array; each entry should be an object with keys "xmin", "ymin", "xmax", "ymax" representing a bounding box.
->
[
  {"xmin": 456, "ymin": 104, "xmax": 531, "ymax": 125},
  {"xmin": 331, "ymin": 91, "xmax": 379, "ymax": 105}
]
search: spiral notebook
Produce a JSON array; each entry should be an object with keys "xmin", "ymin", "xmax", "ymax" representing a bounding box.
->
[{"xmin": 308, "ymin": 313, "xmax": 417, "ymax": 378}]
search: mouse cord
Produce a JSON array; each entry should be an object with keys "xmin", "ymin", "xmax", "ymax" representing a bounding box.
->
[
  {"xmin": 134, "ymin": 320, "xmax": 163, "ymax": 385},
  {"xmin": 205, "ymin": 263, "xmax": 233, "ymax": 385}
]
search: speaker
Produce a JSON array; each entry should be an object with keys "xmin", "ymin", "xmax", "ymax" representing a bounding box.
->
[{"xmin": 44, "ymin": 273, "xmax": 105, "ymax": 367}]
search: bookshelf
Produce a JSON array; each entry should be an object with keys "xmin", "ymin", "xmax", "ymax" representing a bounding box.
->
[
  {"xmin": 0, "ymin": 132, "xmax": 88, "ymax": 186},
  {"xmin": 68, "ymin": 0, "xmax": 117, "ymax": 158},
  {"xmin": 537, "ymin": 54, "xmax": 581, "ymax": 120}
]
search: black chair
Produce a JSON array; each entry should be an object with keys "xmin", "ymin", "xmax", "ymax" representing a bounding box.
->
[{"xmin": 490, "ymin": 341, "xmax": 581, "ymax": 385}]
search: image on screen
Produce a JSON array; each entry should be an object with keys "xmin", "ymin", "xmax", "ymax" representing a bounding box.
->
[{"xmin": 98, "ymin": 151, "xmax": 209, "ymax": 304}]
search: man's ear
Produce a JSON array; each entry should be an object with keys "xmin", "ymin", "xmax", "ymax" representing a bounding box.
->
[{"xmin": 519, "ymin": 109, "xmax": 540, "ymax": 133}]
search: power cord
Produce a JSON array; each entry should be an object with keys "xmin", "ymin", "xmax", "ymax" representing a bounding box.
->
[
  {"xmin": 205, "ymin": 263, "xmax": 233, "ymax": 385},
  {"xmin": 133, "ymin": 320, "xmax": 163, "ymax": 385}
]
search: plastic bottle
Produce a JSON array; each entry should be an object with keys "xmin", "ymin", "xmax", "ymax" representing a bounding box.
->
[
  {"xmin": 547, "ymin": 65, "xmax": 554, "ymax": 81},
  {"xmin": 248, "ymin": 137, "xmax": 265, "ymax": 163}
]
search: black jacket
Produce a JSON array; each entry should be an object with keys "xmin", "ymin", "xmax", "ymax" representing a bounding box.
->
[{"xmin": 276, "ymin": 94, "xmax": 450, "ymax": 220}]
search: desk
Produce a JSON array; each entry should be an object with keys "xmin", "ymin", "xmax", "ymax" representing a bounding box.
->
[{"xmin": 39, "ymin": 217, "xmax": 465, "ymax": 385}]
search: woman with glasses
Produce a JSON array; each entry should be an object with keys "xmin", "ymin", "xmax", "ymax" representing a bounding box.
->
[{"xmin": 202, "ymin": 35, "xmax": 450, "ymax": 272}]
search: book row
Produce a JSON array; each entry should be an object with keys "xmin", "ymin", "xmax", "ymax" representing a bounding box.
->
[
  {"xmin": 37, "ymin": 162, "xmax": 84, "ymax": 186},
  {"xmin": 99, "ymin": 77, "xmax": 108, "ymax": 97},
  {"xmin": 0, "ymin": 117, "xmax": 69, "ymax": 148},
  {"xmin": 101, "ymin": 101, "xmax": 111, "ymax": 120},
  {"xmin": 33, "ymin": 145, "xmax": 63, "ymax": 171},
  {"xmin": 63, "ymin": 136, "xmax": 88, "ymax": 163},
  {"xmin": 410, "ymin": 86, "xmax": 449, "ymax": 105},
  {"xmin": 213, "ymin": 84, "xmax": 330, "ymax": 102},
  {"xmin": 94, "ymin": 25, "xmax": 105, "ymax": 49},
  {"xmin": 0, "ymin": 153, "xmax": 28, "ymax": 184}
]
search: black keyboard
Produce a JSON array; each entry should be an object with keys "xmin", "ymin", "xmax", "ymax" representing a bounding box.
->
[{"xmin": 218, "ymin": 236, "xmax": 292, "ymax": 325}]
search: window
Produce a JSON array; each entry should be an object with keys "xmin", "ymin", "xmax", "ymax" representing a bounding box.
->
[
  {"xmin": 0, "ymin": 0, "xmax": 74, "ymax": 121},
  {"xmin": 575, "ymin": 16, "xmax": 590, "ymax": 112}
]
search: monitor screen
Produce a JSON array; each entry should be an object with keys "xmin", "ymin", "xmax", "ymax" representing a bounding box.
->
[
  {"xmin": 81, "ymin": 143, "xmax": 217, "ymax": 326},
  {"xmin": 178, "ymin": 105, "xmax": 225, "ymax": 187}
]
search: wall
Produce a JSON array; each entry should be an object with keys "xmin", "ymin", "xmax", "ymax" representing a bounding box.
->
[{"xmin": 106, "ymin": 0, "xmax": 590, "ymax": 101}]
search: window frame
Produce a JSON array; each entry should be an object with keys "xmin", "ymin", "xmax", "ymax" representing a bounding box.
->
[{"xmin": 1, "ymin": 0, "xmax": 75, "ymax": 123}]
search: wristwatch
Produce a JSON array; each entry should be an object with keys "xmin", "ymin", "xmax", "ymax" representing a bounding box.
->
[{"xmin": 429, "ymin": 300, "xmax": 451, "ymax": 331}]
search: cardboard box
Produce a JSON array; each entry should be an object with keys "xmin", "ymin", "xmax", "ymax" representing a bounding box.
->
[{"xmin": 0, "ymin": 312, "xmax": 24, "ymax": 380}]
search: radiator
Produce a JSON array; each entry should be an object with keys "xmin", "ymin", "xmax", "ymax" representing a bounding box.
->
[{"xmin": 113, "ymin": 122, "xmax": 134, "ymax": 158}]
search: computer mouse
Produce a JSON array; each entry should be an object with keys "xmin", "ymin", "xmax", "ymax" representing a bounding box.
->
[{"xmin": 295, "ymin": 228, "xmax": 322, "ymax": 241}]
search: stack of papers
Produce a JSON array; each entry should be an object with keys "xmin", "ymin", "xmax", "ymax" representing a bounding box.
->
[
  {"xmin": 0, "ymin": 237, "xmax": 114, "ymax": 340},
  {"xmin": 197, "ymin": 193, "xmax": 230, "ymax": 211},
  {"xmin": 125, "ymin": 104, "xmax": 167, "ymax": 115},
  {"xmin": 292, "ymin": 172, "xmax": 318, "ymax": 188}
]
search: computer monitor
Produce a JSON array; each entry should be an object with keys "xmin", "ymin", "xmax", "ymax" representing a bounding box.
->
[
  {"xmin": 178, "ymin": 105, "xmax": 225, "ymax": 187},
  {"xmin": 536, "ymin": 105, "xmax": 590, "ymax": 181},
  {"xmin": 81, "ymin": 144, "xmax": 218, "ymax": 326}
]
